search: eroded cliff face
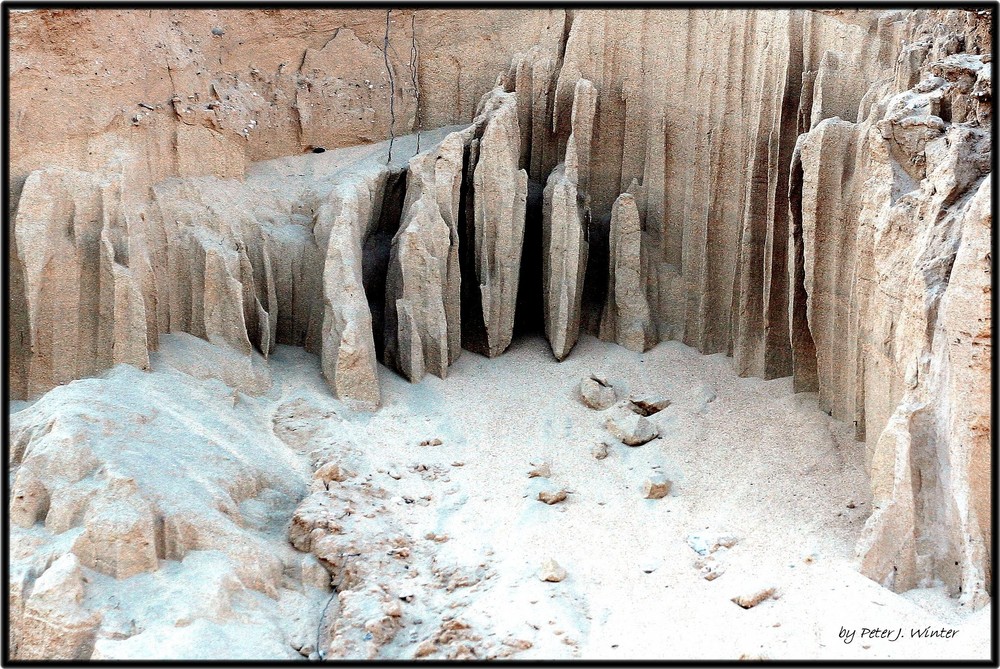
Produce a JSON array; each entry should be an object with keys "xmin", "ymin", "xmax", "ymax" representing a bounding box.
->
[{"xmin": 7, "ymin": 5, "xmax": 992, "ymax": 627}]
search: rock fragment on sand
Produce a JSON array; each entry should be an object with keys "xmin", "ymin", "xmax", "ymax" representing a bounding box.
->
[
  {"xmin": 695, "ymin": 554, "xmax": 726, "ymax": 580},
  {"xmin": 414, "ymin": 639, "xmax": 437, "ymax": 658},
  {"xmin": 604, "ymin": 410, "xmax": 658, "ymax": 446},
  {"xmin": 686, "ymin": 532, "xmax": 739, "ymax": 556},
  {"xmin": 580, "ymin": 376, "xmax": 616, "ymax": 410},
  {"xmin": 313, "ymin": 462, "xmax": 347, "ymax": 483},
  {"xmin": 420, "ymin": 438, "xmax": 443, "ymax": 447},
  {"xmin": 627, "ymin": 397, "xmax": 671, "ymax": 416},
  {"xmin": 539, "ymin": 558, "xmax": 566, "ymax": 582},
  {"xmin": 731, "ymin": 587, "xmax": 777, "ymax": 609},
  {"xmin": 592, "ymin": 442, "xmax": 610, "ymax": 460},
  {"xmin": 643, "ymin": 473, "xmax": 671, "ymax": 499},
  {"xmin": 640, "ymin": 555, "xmax": 662, "ymax": 573},
  {"xmin": 527, "ymin": 462, "xmax": 551, "ymax": 478},
  {"xmin": 537, "ymin": 489, "xmax": 568, "ymax": 505}
]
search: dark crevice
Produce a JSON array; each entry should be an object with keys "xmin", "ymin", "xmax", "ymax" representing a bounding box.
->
[
  {"xmin": 459, "ymin": 141, "xmax": 490, "ymax": 355},
  {"xmin": 579, "ymin": 210, "xmax": 609, "ymax": 337},
  {"xmin": 363, "ymin": 169, "xmax": 407, "ymax": 363},
  {"xmin": 513, "ymin": 178, "xmax": 546, "ymax": 339},
  {"xmin": 788, "ymin": 141, "xmax": 819, "ymax": 394}
]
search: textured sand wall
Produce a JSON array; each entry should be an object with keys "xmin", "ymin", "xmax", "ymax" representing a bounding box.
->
[{"xmin": 6, "ymin": 8, "xmax": 992, "ymax": 604}]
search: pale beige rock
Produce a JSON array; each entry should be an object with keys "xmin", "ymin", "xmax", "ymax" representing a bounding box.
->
[
  {"xmin": 9, "ymin": 467, "xmax": 49, "ymax": 529},
  {"xmin": 538, "ymin": 558, "xmax": 567, "ymax": 582},
  {"xmin": 642, "ymin": 474, "xmax": 671, "ymax": 499},
  {"xmin": 604, "ymin": 409, "xmax": 658, "ymax": 446},
  {"xmin": 17, "ymin": 554, "xmax": 102, "ymax": 660},
  {"xmin": 470, "ymin": 91, "xmax": 528, "ymax": 358},
  {"xmin": 540, "ymin": 79, "xmax": 596, "ymax": 360},
  {"xmin": 386, "ymin": 197, "xmax": 450, "ymax": 383},
  {"xmin": 537, "ymin": 490, "xmax": 568, "ymax": 505},
  {"xmin": 599, "ymin": 192, "xmax": 654, "ymax": 352},
  {"xmin": 795, "ymin": 50, "xmax": 992, "ymax": 603},
  {"xmin": 71, "ymin": 478, "xmax": 160, "ymax": 580},
  {"xmin": 317, "ymin": 180, "xmax": 384, "ymax": 408},
  {"xmin": 527, "ymin": 462, "xmax": 551, "ymax": 478},
  {"xmin": 731, "ymin": 587, "xmax": 777, "ymax": 609},
  {"xmin": 579, "ymin": 376, "xmax": 615, "ymax": 410},
  {"xmin": 541, "ymin": 164, "xmax": 588, "ymax": 361}
]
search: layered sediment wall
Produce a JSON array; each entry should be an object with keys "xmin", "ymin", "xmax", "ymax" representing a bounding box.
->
[{"xmin": 7, "ymin": 8, "xmax": 992, "ymax": 608}]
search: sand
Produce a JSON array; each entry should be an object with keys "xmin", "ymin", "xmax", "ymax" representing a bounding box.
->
[{"xmin": 7, "ymin": 333, "xmax": 991, "ymax": 660}]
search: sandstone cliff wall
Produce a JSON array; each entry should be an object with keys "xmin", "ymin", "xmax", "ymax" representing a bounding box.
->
[{"xmin": 7, "ymin": 8, "xmax": 992, "ymax": 605}]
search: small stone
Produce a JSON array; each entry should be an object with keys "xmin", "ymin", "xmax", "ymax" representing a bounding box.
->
[
  {"xmin": 687, "ymin": 532, "xmax": 739, "ymax": 555},
  {"xmin": 639, "ymin": 555, "xmax": 661, "ymax": 573},
  {"xmin": 539, "ymin": 558, "xmax": 567, "ymax": 582},
  {"xmin": 604, "ymin": 410, "xmax": 658, "ymax": 446},
  {"xmin": 388, "ymin": 469, "xmax": 402, "ymax": 480},
  {"xmin": 846, "ymin": 500, "xmax": 857, "ymax": 509},
  {"xmin": 592, "ymin": 442, "xmax": 610, "ymax": 460},
  {"xmin": 211, "ymin": 26, "xmax": 225, "ymax": 36},
  {"xmin": 314, "ymin": 461, "xmax": 347, "ymax": 484},
  {"xmin": 528, "ymin": 462, "xmax": 551, "ymax": 478},
  {"xmin": 643, "ymin": 473, "xmax": 671, "ymax": 499},
  {"xmin": 580, "ymin": 376, "xmax": 616, "ymax": 410},
  {"xmin": 537, "ymin": 489, "xmax": 568, "ymax": 505},
  {"xmin": 414, "ymin": 640, "xmax": 437, "ymax": 658},
  {"xmin": 627, "ymin": 397, "xmax": 671, "ymax": 416},
  {"xmin": 695, "ymin": 555, "xmax": 726, "ymax": 580},
  {"xmin": 731, "ymin": 587, "xmax": 776, "ymax": 609},
  {"xmin": 420, "ymin": 438, "xmax": 443, "ymax": 447}
]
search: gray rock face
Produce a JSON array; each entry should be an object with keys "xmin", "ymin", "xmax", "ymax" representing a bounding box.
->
[{"xmin": 599, "ymin": 191, "xmax": 655, "ymax": 352}]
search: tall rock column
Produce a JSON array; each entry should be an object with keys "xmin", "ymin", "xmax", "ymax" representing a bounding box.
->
[
  {"xmin": 599, "ymin": 189, "xmax": 655, "ymax": 352},
  {"xmin": 383, "ymin": 132, "xmax": 466, "ymax": 382},
  {"xmin": 315, "ymin": 174, "xmax": 387, "ymax": 410},
  {"xmin": 469, "ymin": 91, "xmax": 529, "ymax": 358},
  {"xmin": 541, "ymin": 78, "xmax": 596, "ymax": 361}
]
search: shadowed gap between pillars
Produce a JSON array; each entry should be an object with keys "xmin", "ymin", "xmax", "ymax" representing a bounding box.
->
[
  {"xmin": 512, "ymin": 178, "xmax": 546, "ymax": 340},
  {"xmin": 362, "ymin": 169, "xmax": 407, "ymax": 363}
]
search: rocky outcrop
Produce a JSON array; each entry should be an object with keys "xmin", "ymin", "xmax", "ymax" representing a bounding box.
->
[
  {"xmin": 794, "ymin": 44, "xmax": 992, "ymax": 603},
  {"xmin": 12, "ymin": 169, "xmax": 152, "ymax": 399},
  {"xmin": 15, "ymin": 554, "xmax": 102, "ymax": 660},
  {"xmin": 468, "ymin": 92, "xmax": 529, "ymax": 358},
  {"xmin": 316, "ymin": 174, "xmax": 388, "ymax": 409},
  {"xmin": 541, "ymin": 166, "xmax": 586, "ymax": 360},
  {"xmin": 7, "ymin": 8, "xmax": 992, "ymax": 609},
  {"xmin": 8, "ymin": 344, "xmax": 331, "ymax": 660},
  {"xmin": 541, "ymin": 78, "xmax": 595, "ymax": 361},
  {"xmin": 599, "ymin": 190, "xmax": 655, "ymax": 352}
]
